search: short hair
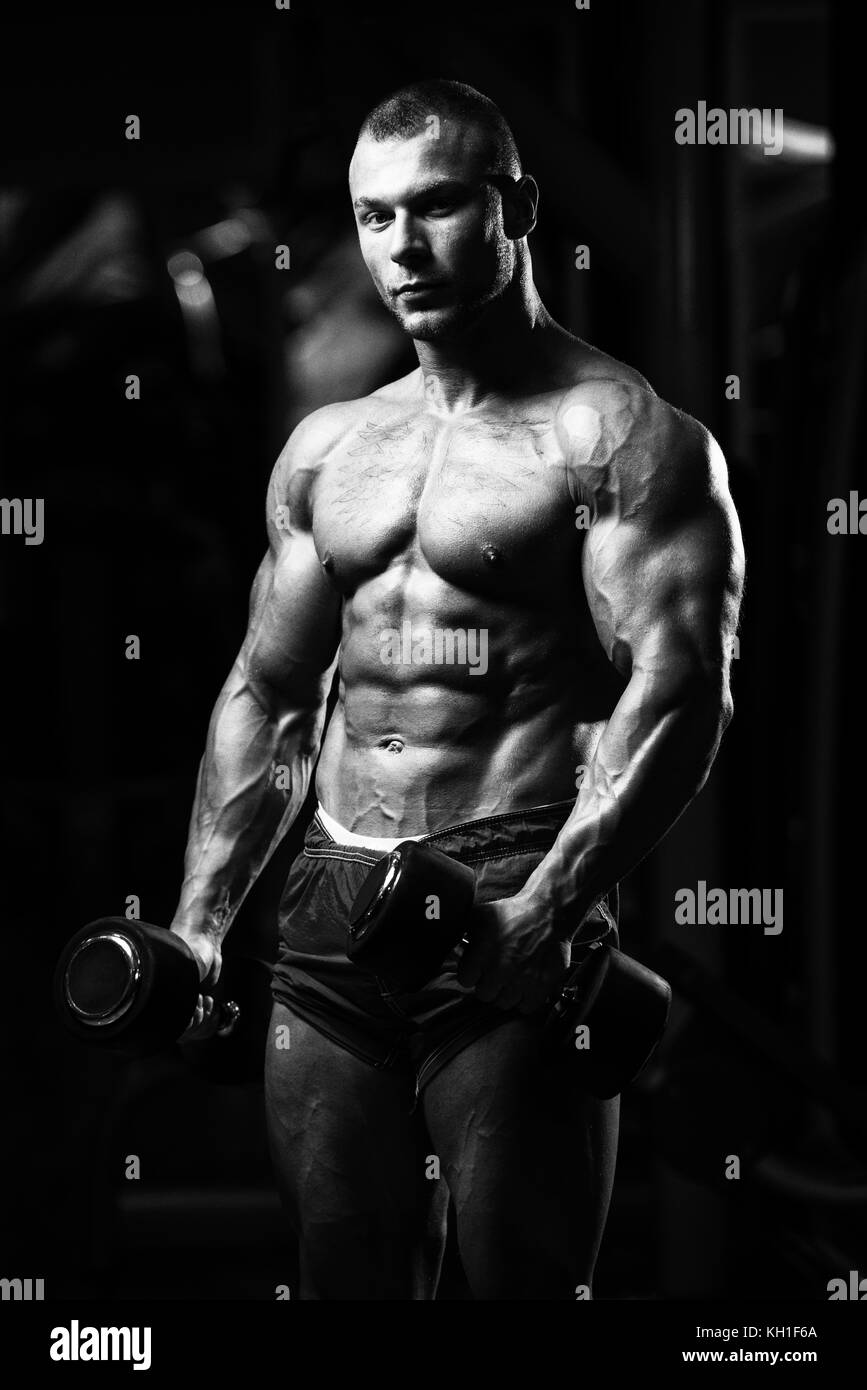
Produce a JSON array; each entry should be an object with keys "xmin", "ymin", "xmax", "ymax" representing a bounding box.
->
[{"xmin": 356, "ymin": 79, "xmax": 522, "ymax": 179}]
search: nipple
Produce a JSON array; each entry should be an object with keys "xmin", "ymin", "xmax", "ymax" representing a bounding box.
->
[{"xmin": 482, "ymin": 544, "xmax": 503, "ymax": 567}]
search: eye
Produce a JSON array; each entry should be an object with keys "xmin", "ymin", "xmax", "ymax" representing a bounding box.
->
[{"xmin": 362, "ymin": 210, "xmax": 392, "ymax": 229}]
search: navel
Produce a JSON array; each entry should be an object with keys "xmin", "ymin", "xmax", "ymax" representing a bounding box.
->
[{"xmin": 378, "ymin": 736, "xmax": 405, "ymax": 754}]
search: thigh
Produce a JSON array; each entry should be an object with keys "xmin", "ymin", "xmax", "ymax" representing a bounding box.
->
[
  {"xmin": 265, "ymin": 1002, "xmax": 447, "ymax": 1300},
  {"xmin": 422, "ymin": 1017, "xmax": 619, "ymax": 1300}
]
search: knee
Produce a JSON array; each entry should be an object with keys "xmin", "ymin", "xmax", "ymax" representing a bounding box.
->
[
  {"xmin": 297, "ymin": 1213, "xmax": 416, "ymax": 1300},
  {"xmin": 461, "ymin": 1243, "xmax": 588, "ymax": 1300},
  {"xmin": 455, "ymin": 1207, "xmax": 601, "ymax": 1301}
]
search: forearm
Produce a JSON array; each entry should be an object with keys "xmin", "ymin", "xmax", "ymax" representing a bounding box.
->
[
  {"xmin": 171, "ymin": 661, "xmax": 331, "ymax": 941},
  {"xmin": 520, "ymin": 672, "xmax": 732, "ymax": 935}
]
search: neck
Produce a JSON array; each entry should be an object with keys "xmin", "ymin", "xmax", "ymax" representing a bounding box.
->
[{"xmin": 414, "ymin": 264, "xmax": 564, "ymax": 412}]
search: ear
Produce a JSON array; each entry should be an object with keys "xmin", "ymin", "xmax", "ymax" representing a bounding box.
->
[{"xmin": 500, "ymin": 174, "xmax": 539, "ymax": 239}]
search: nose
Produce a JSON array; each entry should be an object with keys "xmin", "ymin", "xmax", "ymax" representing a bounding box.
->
[{"xmin": 389, "ymin": 210, "xmax": 428, "ymax": 267}]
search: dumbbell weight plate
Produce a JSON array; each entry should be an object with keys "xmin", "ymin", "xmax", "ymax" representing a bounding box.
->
[
  {"xmin": 54, "ymin": 918, "xmax": 200, "ymax": 1056},
  {"xmin": 347, "ymin": 841, "xmax": 476, "ymax": 991},
  {"xmin": 545, "ymin": 945, "xmax": 672, "ymax": 1098}
]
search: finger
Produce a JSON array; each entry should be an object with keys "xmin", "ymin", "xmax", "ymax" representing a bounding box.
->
[
  {"xmin": 201, "ymin": 995, "xmax": 222, "ymax": 1037},
  {"xmin": 192, "ymin": 996, "xmax": 220, "ymax": 1040},
  {"xmin": 456, "ymin": 906, "xmax": 497, "ymax": 985},
  {"xmin": 179, "ymin": 995, "xmax": 205, "ymax": 1041},
  {"xmin": 456, "ymin": 940, "xmax": 485, "ymax": 989}
]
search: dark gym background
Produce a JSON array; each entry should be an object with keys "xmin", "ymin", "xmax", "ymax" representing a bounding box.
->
[{"xmin": 2, "ymin": 0, "xmax": 864, "ymax": 1300}]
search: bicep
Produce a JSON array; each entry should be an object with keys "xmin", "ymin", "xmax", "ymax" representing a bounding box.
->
[
  {"xmin": 239, "ymin": 435, "xmax": 342, "ymax": 698},
  {"xmin": 582, "ymin": 439, "xmax": 745, "ymax": 689},
  {"xmin": 239, "ymin": 542, "xmax": 338, "ymax": 688}
]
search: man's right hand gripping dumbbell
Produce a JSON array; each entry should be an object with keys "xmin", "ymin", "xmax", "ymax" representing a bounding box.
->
[
  {"xmin": 346, "ymin": 838, "xmax": 670, "ymax": 1099},
  {"xmin": 171, "ymin": 925, "xmax": 223, "ymax": 1041}
]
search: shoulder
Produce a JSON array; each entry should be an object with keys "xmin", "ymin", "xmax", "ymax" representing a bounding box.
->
[
  {"xmin": 554, "ymin": 373, "xmax": 727, "ymax": 520},
  {"xmin": 266, "ymin": 388, "xmax": 396, "ymax": 524},
  {"xmin": 266, "ymin": 375, "xmax": 422, "ymax": 534},
  {"xmin": 274, "ymin": 371, "xmax": 421, "ymax": 479},
  {"xmin": 273, "ymin": 398, "xmax": 363, "ymax": 480},
  {"xmin": 563, "ymin": 339, "xmax": 656, "ymax": 396}
]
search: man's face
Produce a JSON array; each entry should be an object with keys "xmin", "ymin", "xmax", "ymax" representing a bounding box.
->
[{"xmin": 349, "ymin": 128, "xmax": 515, "ymax": 341}]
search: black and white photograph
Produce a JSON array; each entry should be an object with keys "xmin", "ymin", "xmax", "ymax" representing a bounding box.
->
[{"xmin": 1, "ymin": 0, "xmax": 864, "ymax": 1361}]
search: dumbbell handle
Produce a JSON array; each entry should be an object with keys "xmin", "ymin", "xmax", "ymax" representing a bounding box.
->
[{"xmin": 209, "ymin": 997, "xmax": 240, "ymax": 1039}]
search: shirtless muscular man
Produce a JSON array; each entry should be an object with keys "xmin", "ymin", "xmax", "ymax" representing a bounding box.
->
[{"xmin": 170, "ymin": 80, "xmax": 745, "ymax": 1300}]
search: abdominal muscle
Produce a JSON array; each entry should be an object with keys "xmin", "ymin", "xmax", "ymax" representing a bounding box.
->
[{"xmin": 314, "ymin": 630, "xmax": 610, "ymax": 838}]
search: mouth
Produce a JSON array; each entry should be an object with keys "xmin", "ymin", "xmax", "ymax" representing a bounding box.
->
[{"xmin": 394, "ymin": 282, "xmax": 446, "ymax": 300}]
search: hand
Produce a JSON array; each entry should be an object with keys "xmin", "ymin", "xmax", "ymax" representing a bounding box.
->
[
  {"xmin": 456, "ymin": 893, "xmax": 571, "ymax": 1015},
  {"xmin": 170, "ymin": 925, "xmax": 223, "ymax": 1042}
]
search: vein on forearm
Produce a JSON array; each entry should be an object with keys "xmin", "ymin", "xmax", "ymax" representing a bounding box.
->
[
  {"xmin": 177, "ymin": 664, "xmax": 329, "ymax": 931},
  {"xmin": 522, "ymin": 671, "xmax": 729, "ymax": 927}
]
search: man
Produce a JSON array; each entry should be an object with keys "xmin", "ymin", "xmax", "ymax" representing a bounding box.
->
[{"xmin": 170, "ymin": 80, "xmax": 745, "ymax": 1299}]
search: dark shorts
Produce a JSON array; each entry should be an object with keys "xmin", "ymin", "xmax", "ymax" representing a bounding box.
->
[{"xmin": 271, "ymin": 798, "xmax": 619, "ymax": 1096}]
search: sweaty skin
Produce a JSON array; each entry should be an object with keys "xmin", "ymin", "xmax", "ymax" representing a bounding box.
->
[{"xmin": 171, "ymin": 125, "xmax": 744, "ymax": 1025}]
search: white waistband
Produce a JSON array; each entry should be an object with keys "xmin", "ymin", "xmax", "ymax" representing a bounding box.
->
[{"xmin": 315, "ymin": 802, "xmax": 424, "ymax": 851}]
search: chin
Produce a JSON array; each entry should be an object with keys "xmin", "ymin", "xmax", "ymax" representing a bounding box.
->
[{"xmin": 396, "ymin": 301, "xmax": 484, "ymax": 342}]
